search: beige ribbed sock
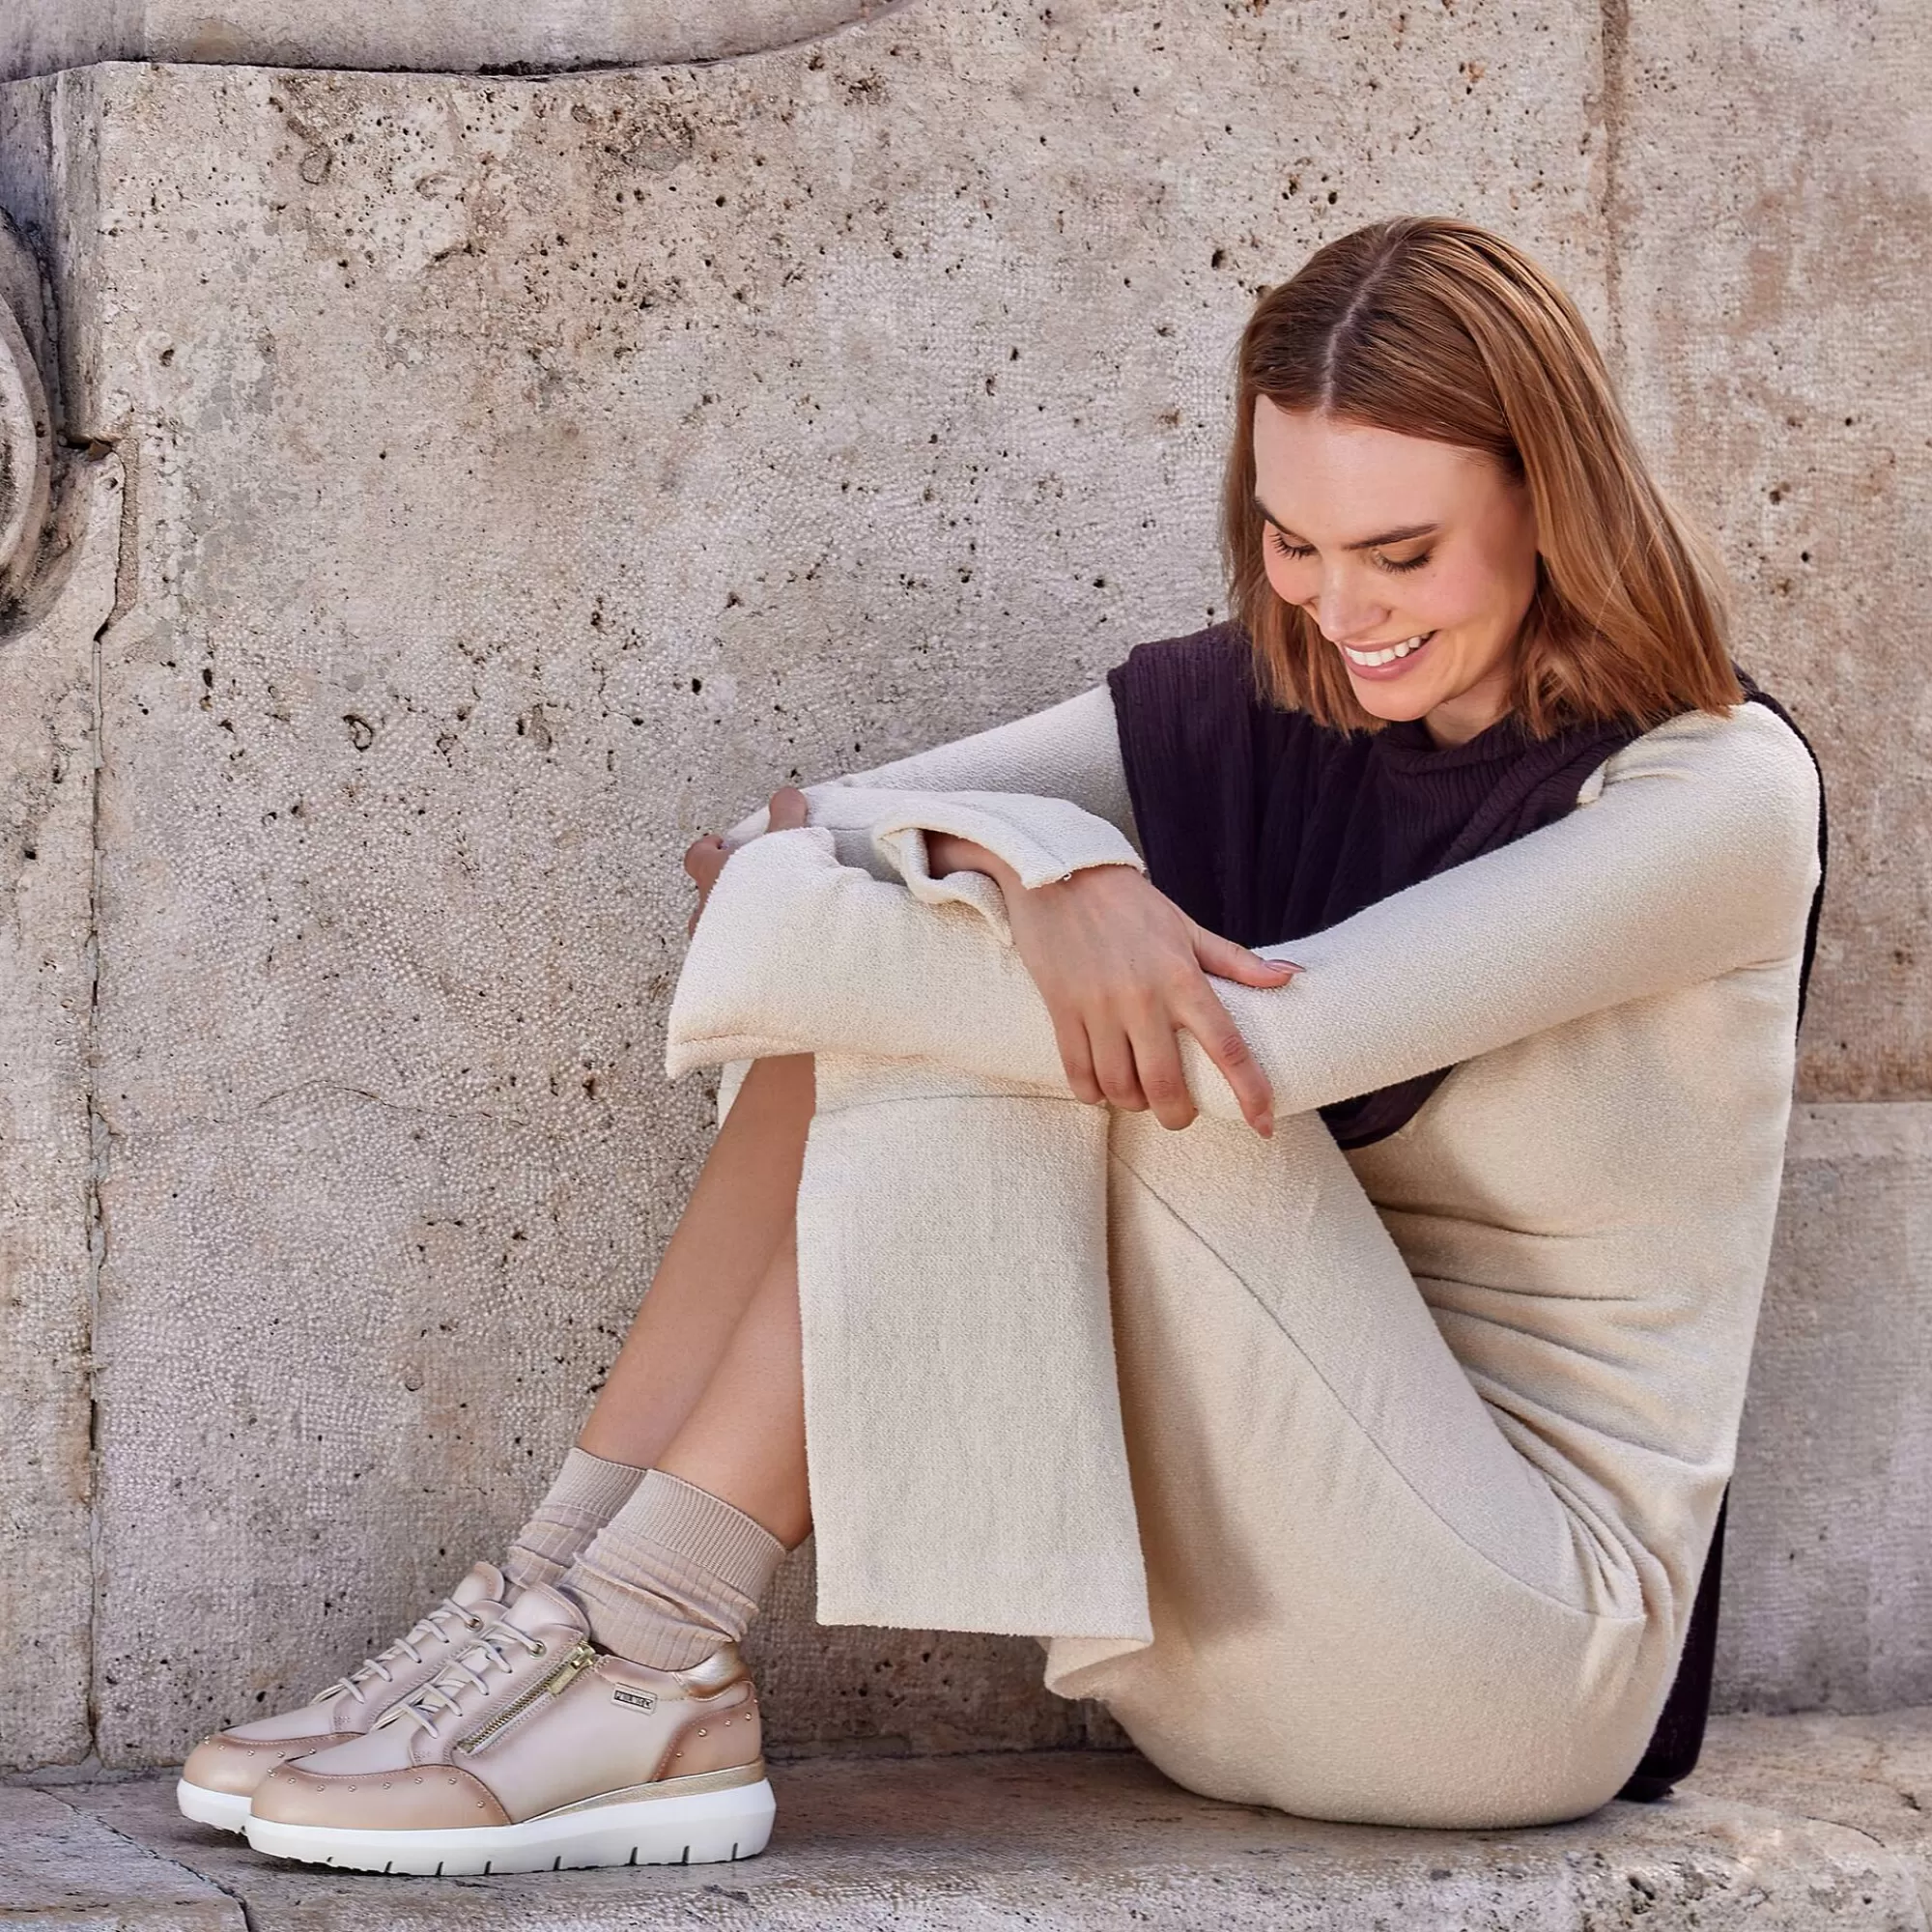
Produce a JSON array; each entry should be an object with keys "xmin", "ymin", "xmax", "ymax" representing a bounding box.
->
[
  {"xmin": 502, "ymin": 1446, "xmax": 647, "ymax": 1594},
  {"xmin": 561, "ymin": 1470, "xmax": 787, "ymax": 1670}
]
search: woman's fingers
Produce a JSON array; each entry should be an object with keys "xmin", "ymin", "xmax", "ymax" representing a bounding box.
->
[
  {"xmin": 683, "ymin": 790, "xmax": 809, "ymax": 938},
  {"xmin": 1177, "ymin": 980, "xmax": 1275, "ymax": 1137},
  {"xmin": 683, "ymin": 834, "xmax": 726, "ymax": 936},
  {"xmin": 767, "ymin": 785, "xmax": 810, "ymax": 831},
  {"xmin": 1000, "ymin": 869, "xmax": 1282, "ymax": 1134},
  {"xmin": 1125, "ymin": 1009, "xmax": 1199, "ymax": 1132},
  {"xmin": 1088, "ymin": 1017, "xmax": 1150, "ymax": 1114},
  {"xmin": 683, "ymin": 832, "xmax": 727, "ymax": 888},
  {"xmin": 1051, "ymin": 1012, "xmax": 1104, "ymax": 1107},
  {"xmin": 1192, "ymin": 925, "xmax": 1300, "ymax": 987}
]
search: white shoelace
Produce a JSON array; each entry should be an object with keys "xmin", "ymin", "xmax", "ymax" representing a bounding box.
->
[
  {"xmin": 315, "ymin": 1595, "xmax": 487, "ymax": 1708},
  {"xmin": 397, "ymin": 1622, "xmax": 550, "ymax": 1738}
]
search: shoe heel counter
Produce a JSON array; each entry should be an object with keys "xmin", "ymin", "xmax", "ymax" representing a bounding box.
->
[{"xmin": 656, "ymin": 1681, "xmax": 762, "ymax": 1780}]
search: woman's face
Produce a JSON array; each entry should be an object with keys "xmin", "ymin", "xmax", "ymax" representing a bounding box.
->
[{"xmin": 1251, "ymin": 399, "xmax": 1541, "ymax": 745}]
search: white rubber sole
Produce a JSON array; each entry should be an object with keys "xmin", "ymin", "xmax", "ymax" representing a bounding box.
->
[
  {"xmin": 242, "ymin": 1776, "xmax": 777, "ymax": 1875},
  {"xmin": 175, "ymin": 1778, "xmax": 252, "ymax": 1834}
]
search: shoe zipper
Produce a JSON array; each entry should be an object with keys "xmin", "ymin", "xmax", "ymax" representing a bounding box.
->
[{"xmin": 455, "ymin": 1641, "xmax": 597, "ymax": 1755}]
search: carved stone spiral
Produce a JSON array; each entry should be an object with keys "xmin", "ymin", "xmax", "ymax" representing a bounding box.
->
[{"xmin": 0, "ymin": 216, "xmax": 53, "ymax": 615}]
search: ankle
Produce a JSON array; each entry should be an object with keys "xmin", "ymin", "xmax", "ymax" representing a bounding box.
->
[
  {"xmin": 560, "ymin": 1471, "xmax": 786, "ymax": 1669},
  {"xmin": 502, "ymin": 1445, "xmax": 647, "ymax": 1595}
]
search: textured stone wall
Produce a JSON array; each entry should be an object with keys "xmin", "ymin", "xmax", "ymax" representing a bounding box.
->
[
  {"xmin": 0, "ymin": 0, "xmax": 1922, "ymax": 1774},
  {"xmin": 1608, "ymin": 0, "xmax": 1931, "ymax": 1102},
  {"xmin": 1721, "ymin": 1105, "xmax": 1932, "ymax": 1713},
  {"xmin": 1605, "ymin": 0, "xmax": 1932, "ymax": 1717}
]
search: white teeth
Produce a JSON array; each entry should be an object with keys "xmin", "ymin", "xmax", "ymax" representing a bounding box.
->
[{"xmin": 1343, "ymin": 634, "xmax": 1430, "ymax": 668}]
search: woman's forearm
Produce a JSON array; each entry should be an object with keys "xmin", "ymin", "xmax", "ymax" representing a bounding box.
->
[
  {"xmin": 720, "ymin": 684, "xmax": 1139, "ymax": 867},
  {"xmin": 668, "ymin": 705, "xmax": 1820, "ymax": 1122}
]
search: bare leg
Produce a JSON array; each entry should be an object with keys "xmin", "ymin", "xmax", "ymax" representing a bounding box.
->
[
  {"xmin": 657, "ymin": 1232, "xmax": 810, "ymax": 1547},
  {"xmin": 576, "ymin": 1052, "xmax": 812, "ymax": 1478}
]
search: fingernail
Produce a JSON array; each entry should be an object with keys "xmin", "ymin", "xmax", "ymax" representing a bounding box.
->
[{"xmin": 1258, "ymin": 1117, "xmax": 1274, "ymax": 1138}]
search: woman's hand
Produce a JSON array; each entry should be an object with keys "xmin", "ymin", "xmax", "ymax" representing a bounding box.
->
[
  {"xmin": 683, "ymin": 786, "xmax": 809, "ymax": 938},
  {"xmin": 928, "ymin": 832, "xmax": 1298, "ymax": 1136}
]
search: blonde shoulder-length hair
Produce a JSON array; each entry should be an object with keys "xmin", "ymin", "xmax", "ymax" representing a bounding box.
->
[{"xmin": 1222, "ymin": 215, "xmax": 1743, "ymax": 734}]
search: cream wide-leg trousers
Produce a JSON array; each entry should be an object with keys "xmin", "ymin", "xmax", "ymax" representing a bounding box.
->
[{"xmin": 786, "ymin": 1053, "xmax": 1668, "ymax": 1833}]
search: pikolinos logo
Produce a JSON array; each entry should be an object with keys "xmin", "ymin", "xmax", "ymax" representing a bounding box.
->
[{"xmin": 611, "ymin": 1687, "xmax": 658, "ymax": 1713}]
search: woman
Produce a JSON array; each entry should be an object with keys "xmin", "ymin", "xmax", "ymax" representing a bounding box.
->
[{"xmin": 178, "ymin": 215, "xmax": 1824, "ymax": 1873}]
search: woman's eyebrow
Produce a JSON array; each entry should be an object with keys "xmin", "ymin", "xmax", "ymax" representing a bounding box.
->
[{"xmin": 1252, "ymin": 497, "xmax": 1439, "ymax": 551}]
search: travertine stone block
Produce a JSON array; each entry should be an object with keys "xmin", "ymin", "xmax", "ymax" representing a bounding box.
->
[
  {"xmin": 0, "ymin": 0, "xmax": 1925, "ymax": 1779},
  {"xmin": 1612, "ymin": 0, "xmax": 1932, "ymax": 1100},
  {"xmin": 0, "ymin": 2, "xmax": 1607, "ymax": 1766},
  {"xmin": 0, "ymin": 1785, "xmax": 244, "ymax": 1931},
  {"xmin": 1719, "ymin": 1104, "xmax": 1932, "ymax": 1714}
]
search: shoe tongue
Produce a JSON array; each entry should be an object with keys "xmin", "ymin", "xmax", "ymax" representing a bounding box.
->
[
  {"xmin": 499, "ymin": 1581, "xmax": 587, "ymax": 1640},
  {"xmin": 401, "ymin": 1583, "xmax": 587, "ymax": 1717},
  {"xmin": 452, "ymin": 1560, "xmax": 508, "ymax": 1609}
]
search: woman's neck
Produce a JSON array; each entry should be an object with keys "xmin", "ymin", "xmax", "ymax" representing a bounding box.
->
[
  {"xmin": 1422, "ymin": 699, "xmax": 1507, "ymax": 750},
  {"xmin": 1422, "ymin": 671, "xmax": 1514, "ymax": 748}
]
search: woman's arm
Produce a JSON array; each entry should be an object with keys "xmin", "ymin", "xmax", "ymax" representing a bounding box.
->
[
  {"xmin": 718, "ymin": 683, "xmax": 1140, "ymax": 873},
  {"xmin": 691, "ymin": 679, "xmax": 1155, "ymax": 1123},
  {"xmin": 668, "ymin": 703, "xmax": 1822, "ymax": 1123},
  {"xmin": 691, "ymin": 681, "xmax": 1294, "ymax": 1132}
]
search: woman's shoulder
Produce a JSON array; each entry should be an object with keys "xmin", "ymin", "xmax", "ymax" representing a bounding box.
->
[
  {"xmin": 1592, "ymin": 697, "xmax": 1816, "ymax": 796},
  {"xmin": 1586, "ymin": 698, "xmax": 1822, "ymax": 882},
  {"xmin": 1107, "ymin": 620, "xmax": 1255, "ymax": 707},
  {"xmin": 1107, "ymin": 620, "xmax": 1330, "ymax": 759}
]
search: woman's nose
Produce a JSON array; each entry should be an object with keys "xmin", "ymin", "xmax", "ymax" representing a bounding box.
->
[{"xmin": 1311, "ymin": 575, "xmax": 1390, "ymax": 644}]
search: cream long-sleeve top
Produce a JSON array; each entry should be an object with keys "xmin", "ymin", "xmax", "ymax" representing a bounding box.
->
[{"xmin": 666, "ymin": 679, "xmax": 1822, "ymax": 1667}]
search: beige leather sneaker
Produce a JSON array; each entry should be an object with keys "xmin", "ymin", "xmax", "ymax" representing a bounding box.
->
[
  {"xmin": 176, "ymin": 1562, "xmax": 510, "ymax": 1834},
  {"xmin": 243, "ymin": 1583, "xmax": 773, "ymax": 1874}
]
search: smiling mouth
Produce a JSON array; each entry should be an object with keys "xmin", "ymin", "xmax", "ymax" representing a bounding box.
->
[{"xmin": 1340, "ymin": 631, "xmax": 1435, "ymax": 668}]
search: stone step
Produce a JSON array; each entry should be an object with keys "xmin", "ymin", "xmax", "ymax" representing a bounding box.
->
[{"xmin": 11, "ymin": 1709, "xmax": 1930, "ymax": 1930}]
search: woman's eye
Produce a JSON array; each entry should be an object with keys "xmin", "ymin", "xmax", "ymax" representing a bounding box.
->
[{"xmin": 1267, "ymin": 526, "xmax": 1430, "ymax": 574}]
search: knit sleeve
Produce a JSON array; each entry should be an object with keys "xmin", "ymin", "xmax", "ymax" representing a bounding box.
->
[
  {"xmin": 668, "ymin": 703, "xmax": 1822, "ymax": 1122},
  {"xmin": 723, "ymin": 685, "xmax": 1137, "ymax": 859}
]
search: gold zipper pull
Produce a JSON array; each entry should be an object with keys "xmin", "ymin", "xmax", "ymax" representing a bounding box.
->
[
  {"xmin": 455, "ymin": 1640, "xmax": 601, "ymax": 1753},
  {"xmin": 542, "ymin": 1640, "xmax": 597, "ymax": 1696}
]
